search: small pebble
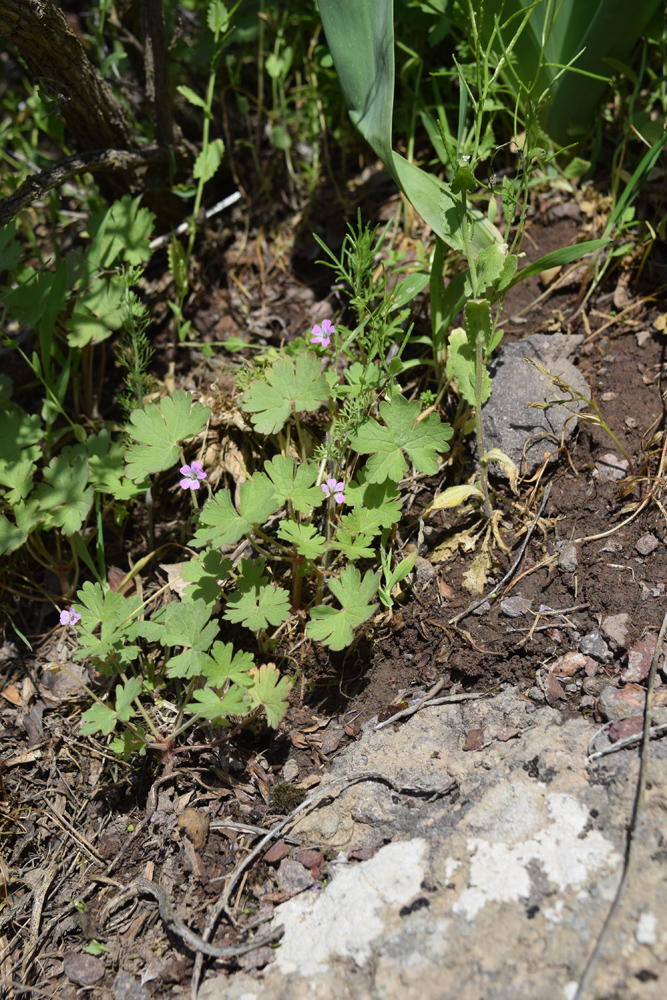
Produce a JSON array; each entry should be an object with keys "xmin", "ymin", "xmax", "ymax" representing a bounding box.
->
[
  {"xmin": 594, "ymin": 453, "xmax": 629, "ymax": 481},
  {"xmin": 527, "ymin": 686, "xmax": 545, "ymax": 703},
  {"xmin": 601, "ymin": 613, "xmax": 630, "ymax": 648},
  {"xmin": 557, "ymin": 542, "xmax": 578, "ymax": 573},
  {"xmin": 636, "ymin": 533, "xmax": 659, "ymax": 556},
  {"xmin": 500, "ymin": 595, "xmax": 533, "ymax": 618},
  {"xmin": 64, "ymin": 954, "xmax": 105, "ymax": 987},
  {"xmin": 276, "ymin": 858, "xmax": 315, "ymax": 895},
  {"xmin": 579, "ymin": 630, "xmax": 613, "ymax": 663}
]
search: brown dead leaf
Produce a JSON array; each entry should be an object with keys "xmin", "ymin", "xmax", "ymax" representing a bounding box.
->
[
  {"xmin": 177, "ymin": 808, "xmax": 210, "ymax": 851},
  {"xmin": 1, "ymin": 684, "xmax": 22, "ymax": 706},
  {"xmin": 462, "ymin": 728, "xmax": 485, "ymax": 751},
  {"xmin": 159, "ymin": 562, "xmax": 189, "ymax": 599},
  {"xmin": 545, "ymin": 671, "xmax": 565, "ymax": 705},
  {"xmin": 438, "ymin": 579, "xmax": 455, "ymax": 600}
]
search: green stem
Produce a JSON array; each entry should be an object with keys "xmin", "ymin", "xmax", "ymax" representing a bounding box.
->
[{"xmin": 474, "ymin": 334, "xmax": 492, "ymax": 519}]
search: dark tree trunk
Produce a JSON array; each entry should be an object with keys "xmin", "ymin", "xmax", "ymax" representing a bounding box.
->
[{"xmin": 0, "ymin": 0, "xmax": 137, "ymax": 152}]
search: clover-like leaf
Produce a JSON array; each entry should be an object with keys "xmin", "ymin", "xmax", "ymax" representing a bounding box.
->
[
  {"xmin": 192, "ymin": 474, "xmax": 278, "ymax": 547},
  {"xmin": 202, "ymin": 641, "xmax": 255, "ymax": 688},
  {"xmin": 348, "ymin": 395, "xmax": 452, "ymax": 483},
  {"xmin": 241, "ymin": 351, "xmax": 328, "ymax": 434},
  {"xmin": 330, "ymin": 528, "xmax": 376, "ymax": 561},
  {"xmin": 34, "ymin": 455, "xmax": 93, "ymax": 535},
  {"xmin": 80, "ymin": 702, "xmax": 118, "ymax": 736},
  {"xmin": 346, "ymin": 473, "xmax": 402, "ymax": 527},
  {"xmin": 264, "ymin": 456, "xmax": 324, "ymax": 514},
  {"xmin": 248, "ymin": 663, "xmax": 292, "ymax": 728},
  {"xmin": 73, "ymin": 582, "xmax": 143, "ymax": 663},
  {"xmin": 224, "ymin": 583, "xmax": 291, "ymax": 632},
  {"xmin": 306, "ymin": 566, "xmax": 380, "ymax": 650},
  {"xmin": 125, "ymin": 391, "xmax": 211, "ymax": 482},
  {"xmin": 0, "ymin": 457, "xmax": 37, "ymax": 503},
  {"xmin": 181, "ymin": 549, "xmax": 232, "ymax": 604},
  {"xmin": 146, "ymin": 599, "xmax": 219, "ymax": 679},
  {"xmin": 87, "ymin": 430, "xmax": 147, "ymax": 498},
  {"xmin": 277, "ymin": 521, "xmax": 326, "ymax": 560},
  {"xmin": 186, "ymin": 685, "xmax": 251, "ymax": 721}
]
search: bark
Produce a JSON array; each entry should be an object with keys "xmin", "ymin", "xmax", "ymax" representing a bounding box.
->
[
  {"xmin": 140, "ymin": 0, "xmax": 173, "ymax": 147},
  {"xmin": 0, "ymin": 0, "xmax": 137, "ymax": 152}
]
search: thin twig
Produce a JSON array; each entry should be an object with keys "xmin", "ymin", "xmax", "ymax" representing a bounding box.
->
[
  {"xmin": 448, "ymin": 483, "xmax": 551, "ymax": 625},
  {"xmin": 588, "ymin": 721, "xmax": 667, "ymax": 761},
  {"xmin": 374, "ymin": 681, "xmax": 486, "ymax": 730},
  {"xmin": 101, "ymin": 878, "xmax": 282, "ymax": 959},
  {"xmin": 573, "ymin": 610, "xmax": 667, "ymax": 1000}
]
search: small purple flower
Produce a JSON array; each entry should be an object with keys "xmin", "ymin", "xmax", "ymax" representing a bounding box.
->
[
  {"xmin": 310, "ymin": 318, "xmax": 334, "ymax": 349},
  {"xmin": 60, "ymin": 608, "xmax": 81, "ymax": 627},
  {"xmin": 180, "ymin": 461, "xmax": 207, "ymax": 490},
  {"xmin": 322, "ymin": 477, "xmax": 346, "ymax": 504}
]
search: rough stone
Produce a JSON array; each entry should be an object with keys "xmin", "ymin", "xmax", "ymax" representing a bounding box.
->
[
  {"xmin": 499, "ymin": 595, "xmax": 532, "ymax": 617},
  {"xmin": 579, "ymin": 629, "xmax": 612, "ymax": 663},
  {"xmin": 113, "ymin": 970, "xmax": 150, "ymax": 1000},
  {"xmin": 636, "ymin": 532, "xmax": 659, "ymax": 555},
  {"xmin": 601, "ymin": 613, "xmax": 630, "ymax": 648},
  {"xmin": 557, "ymin": 541, "xmax": 578, "ymax": 572},
  {"xmin": 63, "ymin": 953, "xmax": 105, "ymax": 986},
  {"xmin": 198, "ymin": 688, "xmax": 667, "ymax": 1000},
  {"xmin": 276, "ymin": 858, "xmax": 315, "ymax": 894},
  {"xmin": 481, "ymin": 333, "xmax": 589, "ymax": 475}
]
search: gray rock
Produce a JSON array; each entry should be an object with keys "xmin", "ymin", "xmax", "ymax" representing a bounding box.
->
[
  {"xmin": 276, "ymin": 858, "xmax": 315, "ymax": 895},
  {"xmin": 113, "ymin": 970, "xmax": 149, "ymax": 1000},
  {"xmin": 636, "ymin": 532, "xmax": 659, "ymax": 555},
  {"xmin": 198, "ymin": 686, "xmax": 667, "ymax": 1000},
  {"xmin": 499, "ymin": 595, "xmax": 533, "ymax": 617},
  {"xmin": 601, "ymin": 613, "xmax": 630, "ymax": 648},
  {"xmin": 482, "ymin": 334, "xmax": 589, "ymax": 475},
  {"xmin": 579, "ymin": 629, "xmax": 613, "ymax": 663},
  {"xmin": 557, "ymin": 541, "xmax": 578, "ymax": 572},
  {"xmin": 64, "ymin": 953, "xmax": 105, "ymax": 986}
]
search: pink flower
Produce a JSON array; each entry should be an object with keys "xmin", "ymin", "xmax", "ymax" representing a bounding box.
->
[
  {"xmin": 321, "ymin": 477, "xmax": 346, "ymax": 504},
  {"xmin": 60, "ymin": 608, "xmax": 81, "ymax": 627},
  {"xmin": 180, "ymin": 461, "xmax": 207, "ymax": 490},
  {"xmin": 310, "ymin": 318, "xmax": 334, "ymax": 348}
]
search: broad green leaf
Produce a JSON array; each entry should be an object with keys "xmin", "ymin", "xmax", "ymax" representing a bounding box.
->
[
  {"xmin": 318, "ymin": 0, "xmax": 500, "ymax": 254},
  {"xmin": 0, "ymin": 502, "xmax": 42, "ymax": 556},
  {"xmin": 306, "ymin": 566, "xmax": 380, "ymax": 650},
  {"xmin": 202, "ymin": 641, "xmax": 255, "ymax": 688},
  {"xmin": 349, "ymin": 395, "xmax": 453, "ymax": 483},
  {"xmin": 86, "ymin": 430, "xmax": 147, "ymax": 499},
  {"xmin": 248, "ymin": 663, "xmax": 292, "ymax": 728},
  {"xmin": 194, "ymin": 139, "xmax": 225, "ymax": 183},
  {"xmin": 125, "ymin": 391, "xmax": 211, "ymax": 481},
  {"xmin": 277, "ymin": 521, "xmax": 326, "ymax": 560},
  {"xmin": 0, "ymin": 407, "xmax": 42, "ymax": 459},
  {"xmin": 345, "ymin": 474, "xmax": 402, "ymax": 528},
  {"xmin": 181, "ymin": 549, "xmax": 232, "ymax": 604},
  {"xmin": 192, "ymin": 474, "xmax": 279, "ymax": 547},
  {"xmin": 207, "ymin": 0, "xmax": 231, "ymax": 34},
  {"xmin": 73, "ymin": 582, "xmax": 143, "ymax": 663},
  {"xmin": 186, "ymin": 685, "xmax": 251, "ymax": 721},
  {"xmin": 330, "ymin": 528, "xmax": 376, "ymax": 561},
  {"xmin": 445, "ymin": 328, "xmax": 491, "ymax": 408},
  {"xmin": 85, "ymin": 194, "xmax": 155, "ymax": 267},
  {"xmin": 263, "ymin": 456, "xmax": 324, "ymax": 513},
  {"xmin": 115, "ymin": 677, "xmax": 142, "ymax": 722},
  {"xmin": 0, "ymin": 457, "xmax": 37, "ymax": 503},
  {"xmin": 224, "ymin": 583, "xmax": 291, "ymax": 632},
  {"xmin": 241, "ymin": 352, "xmax": 329, "ymax": 435},
  {"xmin": 34, "ymin": 456, "xmax": 93, "ymax": 535},
  {"xmin": 137, "ymin": 599, "xmax": 219, "ymax": 679},
  {"xmin": 65, "ymin": 275, "xmax": 125, "ymax": 347},
  {"xmin": 0, "ymin": 222, "xmax": 21, "ymax": 271},
  {"xmin": 478, "ymin": 0, "xmax": 662, "ymax": 144},
  {"xmin": 80, "ymin": 702, "xmax": 117, "ymax": 736}
]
